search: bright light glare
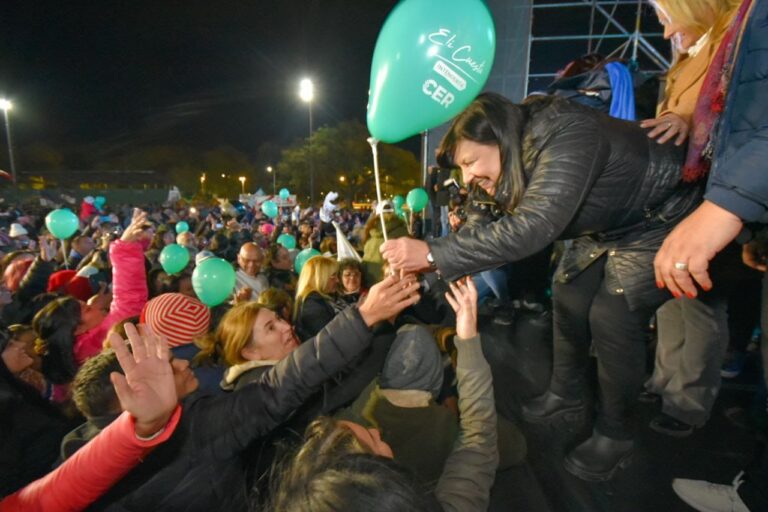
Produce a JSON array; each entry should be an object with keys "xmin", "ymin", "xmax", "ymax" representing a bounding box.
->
[
  {"xmin": 238, "ymin": 176, "xmax": 246, "ymax": 183},
  {"xmin": 299, "ymin": 78, "xmax": 314, "ymax": 103},
  {"xmin": 0, "ymin": 99, "xmax": 12, "ymax": 111},
  {"xmin": 266, "ymin": 166, "xmax": 273, "ymax": 173}
]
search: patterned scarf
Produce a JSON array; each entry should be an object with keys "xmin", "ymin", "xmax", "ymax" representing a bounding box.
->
[{"xmin": 682, "ymin": 0, "xmax": 754, "ymax": 182}]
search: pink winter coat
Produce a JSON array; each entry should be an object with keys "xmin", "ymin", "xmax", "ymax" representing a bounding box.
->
[
  {"xmin": 0, "ymin": 406, "xmax": 182, "ymax": 512},
  {"xmin": 74, "ymin": 239, "xmax": 148, "ymax": 365}
]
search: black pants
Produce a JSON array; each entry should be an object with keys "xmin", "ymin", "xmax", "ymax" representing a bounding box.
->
[{"xmin": 549, "ymin": 255, "xmax": 656, "ymax": 440}]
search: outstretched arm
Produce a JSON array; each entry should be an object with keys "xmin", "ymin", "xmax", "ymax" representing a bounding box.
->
[{"xmin": 436, "ymin": 277, "xmax": 498, "ymax": 512}]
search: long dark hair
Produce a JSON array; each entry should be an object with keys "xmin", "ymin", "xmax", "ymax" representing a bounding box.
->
[
  {"xmin": 436, "ymin": 92, "xmax": 529, "ymax": 213},
  {"xmin": 32, "ymin": 296, "xmax": 81, "ymax": 384}
]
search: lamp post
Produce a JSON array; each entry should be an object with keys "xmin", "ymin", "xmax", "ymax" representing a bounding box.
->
[
  {"xmin": 299, "ymin": 78, "xmax": 314, "ymax": 205},
  {"xmin": 238, "ymin": 176, "xmax": 246, "ymax": 194},
  {"xmin": 0, "ymin": 99, "xmax": 16, "ymax": 184},
  {"xmin": 266, "ymin": 165, "xmax": 275, "ymax": 197},
  {"xmin": 200, "ymin": 173, "xmax": 206, "ymax": 194}
]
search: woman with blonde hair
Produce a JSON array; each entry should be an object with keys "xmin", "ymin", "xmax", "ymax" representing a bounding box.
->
[
  {"xmin": 195, "ymin": 300, "xmax": 300, "ymax": 392},
  {"xmin": 294, "ymin": 256, "xmax": 348, "ymax": 341},
  {"xmin": 641, "ymin": 0, "xmax": 742, "ymax": 146},
  {"xmin": 640, "ymin": 0, "xmax": 752, "ymax": 439}
]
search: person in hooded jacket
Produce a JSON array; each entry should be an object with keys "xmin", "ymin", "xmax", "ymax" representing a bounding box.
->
[{"xmin": 381, "ymin": 92, "xmax": 701, "ymax": 481}]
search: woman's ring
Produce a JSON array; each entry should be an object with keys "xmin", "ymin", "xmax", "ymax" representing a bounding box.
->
[
  {"xmin": 674, "ymin": 261, "xmax": 688, "ymax": 271},
  {"xmin": 666, "ymin": 122, "xmax": 672, "ymax": 128}
]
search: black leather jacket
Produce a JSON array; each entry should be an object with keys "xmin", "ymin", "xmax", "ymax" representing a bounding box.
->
[{"xmin": 430, "ymin": 96, "xmax": 702, "ymax": 310}]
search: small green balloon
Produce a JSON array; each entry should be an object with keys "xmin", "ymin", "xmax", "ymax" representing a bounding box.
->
[
  {"xmin": 45, "ymin": 208, "xmax": 79, "ymax": 240},
  {"xmin": 406, "ymin": 187, "xmax": 429, "ymax": 213},
  {"xmin": 279, "ymin": 188, "xmax": 291, "ymax": 200},
  {"xmin": 159, "ymin": 244, "xmax": 190, "ymax": 275},
  {"xmin": 175, "ymin": 221, "xmax": 190, "ymax": 234},
  {"xmin": 261, "ymin": 200, "xmax": 279, "ymax": 219},
  {"xmin": 294, "ymin": 248, "xmax": 321, "ymax": 276},
  {"xmin": 392, "ymin": 195, "xmax": 405, "ymax": 209},
  {"xmin": 277, "ymin": 233, "xmax": 297, "ymax": 250},
  {"xmin": 192, "ymin": 257, "xmax": 236, "ymax": 307}
]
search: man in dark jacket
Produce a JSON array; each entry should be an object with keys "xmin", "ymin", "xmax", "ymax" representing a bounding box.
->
[{"xmin": 83, "ymin": 274, "xmax": 420, "ymax": 511}]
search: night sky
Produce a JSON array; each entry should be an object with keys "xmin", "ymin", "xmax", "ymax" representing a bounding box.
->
[
  {"xmin": 0, "ymin": 1, "xmax": 402, "ymax": 164},
  {"xmin": 0, "ymin": 1, "xmax": 666, "ymax": 169}
]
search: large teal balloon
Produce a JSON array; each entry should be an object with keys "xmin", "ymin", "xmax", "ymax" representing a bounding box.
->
[
  {"xmin": 277, "ymin": 233, "xmax": 297, "ymax": 250},
  {"xmin": 406, "ymin": 187, "xmax": 429, "ymax": 213},
  {"xmin": 279, "ymin": 188, "xmax": 291, "ymax": 200},
  {"xmin": 261, "ymin": 200, "xmax": 279, "ymax": 219},
  {"xmin": 45, "ymin": 209, "xmax": 79, "ymax": 240},
  {"xmin": 367, "ymin": 0, "xmax": 496, "ymax": 143},
  {"xmin": 294, "ymin": 248, "xmax": 321, "ymax": 276},
  {"xmin": 175, "ymin": 221, "xmax": 190, "ymax": 234},
  {"xmin": 159, "ymin": 244, "xmax": 190, "ymax": 275},
  {"xmin": 192, "ymin": 257, "xmax": 236, "ymax": 307}
]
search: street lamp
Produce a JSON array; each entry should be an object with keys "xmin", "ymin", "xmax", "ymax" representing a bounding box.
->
[
  {"xmin": 0, "ymin": 99, "xmax": 16, "ymax": 184},
  {"xmin": 238, "ymin": 176, "xmax": 246, "ymax": 194},
  {"xmin": 200, "ymin": 173, "xmax": 206, "ymax": 193},
  {"xmin": 339, "ymin": 175, "xmax": 346, "ymax": 183},
  {"xmin": 299, "ymin": 78, "xmax": 314, "ymax": 205},
  {"xmin": 266, "ymin": 165, "xmax": 275, "ymax": 197}
]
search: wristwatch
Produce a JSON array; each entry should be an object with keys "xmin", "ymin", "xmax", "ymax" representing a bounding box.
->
[{"xmin": 426, "ymin": 251, "xmax": 438, "ymax": 271}]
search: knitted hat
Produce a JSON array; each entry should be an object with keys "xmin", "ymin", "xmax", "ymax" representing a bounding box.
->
[
  {"xmin": 380, "ymin": 324, "xmax": 444, "ymax": 398},
  {"xmin": 47, "ymin": 270, "xmax": 95, "ymax": 302},
  {"xmin": 140, "ymin": 293, "xmax": 211, "ymax": 347}
]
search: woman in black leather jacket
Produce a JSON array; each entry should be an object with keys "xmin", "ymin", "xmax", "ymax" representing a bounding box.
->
[{"xmin": 381, "ymin": 92, "xmax": 702, "ymax": 481}]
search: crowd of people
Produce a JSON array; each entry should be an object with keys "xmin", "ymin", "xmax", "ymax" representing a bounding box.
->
[{"xmin": 0, "ymin": 0, "xmax": 767, "ymax": 510}]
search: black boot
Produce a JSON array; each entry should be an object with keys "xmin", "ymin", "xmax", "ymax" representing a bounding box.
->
[
  {"xmin": 522, "ymin": 390, "xmax": 584, "ymax": 424},
  {"xmin": 563, "ymin": 431, "xmax": 634, "ymax": 481}
]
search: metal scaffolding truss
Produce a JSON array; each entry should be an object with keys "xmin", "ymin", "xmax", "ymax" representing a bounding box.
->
[{"xmin": 527, "ymin": 0, "xmax": 671, "ymax": 94}]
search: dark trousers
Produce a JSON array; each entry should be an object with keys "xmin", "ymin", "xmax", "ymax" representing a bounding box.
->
[{"xmin": 549, "ymin": 255, "xmax": 656, "ymax": 440}]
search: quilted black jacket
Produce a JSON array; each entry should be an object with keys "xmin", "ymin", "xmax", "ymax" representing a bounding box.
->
[
  {"xmin": 430, "ymin": 96, "xmax": 703, "ymax": 310},
  {"xmin": 92, "ymin": 306, "xmax": 373, "ymax": 511}
]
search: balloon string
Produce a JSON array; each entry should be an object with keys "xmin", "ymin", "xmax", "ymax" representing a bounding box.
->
[
  {"xmin": 367, "ymin": 137, "xmax": 388, "ymax": 243},
  {"xmin": 62, "ymin": 241, "xmax": 69, "ymax": 269}
]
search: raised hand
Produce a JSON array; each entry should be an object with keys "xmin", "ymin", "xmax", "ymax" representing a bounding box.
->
[
  {"xmin": 444, "ymin": 276, "xmax": 478, "ymax": 340},
  {"xmin": 108, "ymin": 323, "xmax": 177, "ymax": 438},
  {"xmin": 120, "ymin": 208, "xmax": 150, "ymax": 243},
  {"xmin": 39, "ymin": 236, "xmax": 58, "ymax": 262},
  {"xmin": 358, "ymin": 273, "xmax": 421, "ymax": 327}
]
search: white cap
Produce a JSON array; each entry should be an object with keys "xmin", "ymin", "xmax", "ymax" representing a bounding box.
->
[{"xmin": 9, "ymin": 223, "xmax": 28, "ymax": 238}]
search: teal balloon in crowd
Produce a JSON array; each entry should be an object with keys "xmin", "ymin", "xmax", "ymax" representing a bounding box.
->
[
  {"xmin": 366, "ymin": 0, "xmax": 496, "ymax": 143},
  {"xmin": 406, "ymin": 187, "xmax": 429, "ymax": 213},
  {"xmin": 192, "ymin": 257, "xmax": 236, "ymax": 307},
  {"xmin": 175, "ymin": 221, "xmax": 190, "ymax": 234},
  {"xmin": 294, "ymin": 248, "xmax": 321, "ymax": 276},
  {"xmin": 94, "ymin": 196, "xmax": 106, "ymax": 208},
  {"xmin": 279, "ymin": 188, "xmax": 291, "ymax": 200},
  {"xmin": 158, "ymin": 244, "xmax": 190, "ymax": 275},
  {"xmin": 392, "ymin": 195, "xmax": 405, "ymax": 210},
  {"xmin": 261, "ymin": 200, "xmax": 279, "ymax": 218},
  {"xmin": 45, "ymin": 208, "xmax": 79, "ymax": 240},
  {"xmin": 277, "ymin": 233, "xmax": 297, "ymax": 250}
]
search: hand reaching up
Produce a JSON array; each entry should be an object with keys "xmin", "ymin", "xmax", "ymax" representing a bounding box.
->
[
  {"xmin": 444, "ymin": 276, "xmax": 478, "ymax": 340},
  {"xmin": 120, "ymin": 208, "xmax": 149, "ymax": 243},
  {"xmin": 358, "ymin": 273, "xmax": 421, "ymax": 327},
  {"xmin": 108, "ymin": 323, "xmax": 177, "ymax": 438}
]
